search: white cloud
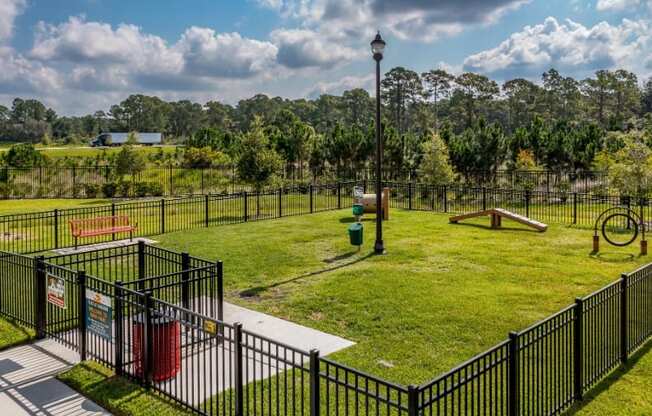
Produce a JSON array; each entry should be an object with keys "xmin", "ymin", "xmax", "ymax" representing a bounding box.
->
[
  {"xmin": 307, "ymin": 74, "xmax": 374, "ymax": 98},
  {"xmin": 270, "ymin": 29, "xmax": 360, "ymax": 69},
  {"xmin": 177, "ymin": 27, "xmax": 278, "ymax": 78},
  {"xmin": 0, "ymin": 0, "xmax": 25, "ymax": 43},
  {"xmin": 596, "ymin": 0, "xmax": 645, "ymax": 11},
  {"xmin": 463, "ymin": 17, "xmax": 652, "ymax": 79},
  {"xmin": 259, "ymin": 0, "xmax": 530, "ymax": 42}
]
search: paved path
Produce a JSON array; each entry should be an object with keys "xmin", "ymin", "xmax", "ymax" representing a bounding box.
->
[{"xmin": 0, "ymin": 339, "xmax": 110, "ymax": 416}]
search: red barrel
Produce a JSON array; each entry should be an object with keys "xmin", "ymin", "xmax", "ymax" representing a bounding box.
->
[{"xmin": 133, "ymin": 317, "xmax": 181, "ymax": 382}]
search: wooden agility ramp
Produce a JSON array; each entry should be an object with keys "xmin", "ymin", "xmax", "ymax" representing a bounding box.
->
[{"xmin": 449, "ymin": 208, "xmax": 548, "ymax": 232}]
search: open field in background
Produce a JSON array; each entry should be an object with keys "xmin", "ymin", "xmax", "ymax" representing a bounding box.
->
[
  {"xmin": 151, "ymin": 209, "xmax": 647, "ymax": 385},
  {"xmin": 0, "ymin": 144, "xmax": 181, "ymax": 158},
  {"xmin": 0, "ymin": 199, "xmax": 109, "ymax": 215}
]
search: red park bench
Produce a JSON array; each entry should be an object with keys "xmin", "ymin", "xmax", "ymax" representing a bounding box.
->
[{"xmin": 69, "ymin": 216, "xmax": 137, "ymax": 249}]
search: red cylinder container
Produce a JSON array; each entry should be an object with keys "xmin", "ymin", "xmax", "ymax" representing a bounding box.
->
[{"xmin": 133, "ymin": 317, "xmax": 181, "ymax": 382}]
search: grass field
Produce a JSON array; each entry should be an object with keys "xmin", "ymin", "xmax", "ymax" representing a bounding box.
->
[
  {"xmin": 152, "ymin": 209, "xmax": 647, "ymax": 385},
  {"xmin": 58, "ymin": 361, "xmax": 189, "ymax": 416},
  {"xmin": 0, "ymin": 198, "xmax": 110, "ymax": 215},
  {"xmin": 0, "ymin": 144, "xmax": 181, "ymax": 158},
  {"xmin": 0, "ymin": 316, "xmax": 34, "ymax": 350}
]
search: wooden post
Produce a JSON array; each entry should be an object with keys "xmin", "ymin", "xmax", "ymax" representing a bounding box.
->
[
  {"xmin": 641, "ymin": 240, "xmax": 648, "ymax": 256},
  {"xmin": 593, "ymin": 235, "xmax": 600, "ymax": 253}
]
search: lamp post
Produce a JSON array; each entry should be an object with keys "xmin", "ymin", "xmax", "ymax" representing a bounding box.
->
[{"xmin": 371, "ymin": 32, "xmax": 385, "ymax": 254}]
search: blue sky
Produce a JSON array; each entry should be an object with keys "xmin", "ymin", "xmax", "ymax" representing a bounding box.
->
[{"xmin": 1, "ymin": 0, "xmax": 651, "ymax": 115}]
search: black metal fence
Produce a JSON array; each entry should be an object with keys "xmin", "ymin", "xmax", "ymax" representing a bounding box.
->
[
  {"xmin": 0, "ymin": 182, "xmax": 354, "ymax": 254},
  {"xmin": 0, "ymin": 166, "xmax": 609, "ymax": 199},
  {"xmin": 1, "ymin": 188, "xmax": 652, "ymax": 415},
  {"xmin": 1, "ymin": 180, "xmax": 650, "ymax": 255}
]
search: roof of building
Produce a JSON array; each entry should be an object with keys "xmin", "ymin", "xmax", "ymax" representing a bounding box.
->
[{"xmin": 96, "ymin": 132, "xmax": 162, "ymax": 144}]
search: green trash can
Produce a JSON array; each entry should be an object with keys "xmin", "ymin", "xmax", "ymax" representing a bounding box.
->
[
  {"xmin": 348, "ymin": 222, "xmax": 363, "ymax": 246},
  {"xmin": 352, "ymin": 204, "xmax": 364, "ymax": 217}
]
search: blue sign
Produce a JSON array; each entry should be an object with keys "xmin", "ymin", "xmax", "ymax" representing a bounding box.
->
[{"xmin": 86, "ymin": 289, "xmax": 113, "ymax": 341}]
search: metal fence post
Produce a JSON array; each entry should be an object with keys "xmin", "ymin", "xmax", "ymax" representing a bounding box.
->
[
  {"xmin": 573, "ymin": 193, "xmax": 578, "ymax": 224},
  {"xmin": 525, "ymin": 190, "xmax": 531, "ymax": 218},
  {"xmin": 111, "ymin": 203, "xmax": 117, "ymax": 240},
  {"xmin": 243, "ymin": 192, "xmax": 248, "ymax": 222},
  {"xmin": 181, "ymin": 252, "xmax": 190, "ymax": 311},
  {"xmin": 78, "ymin": 270, "xmax": 87, "ymax": 361},
  {"xmin": 482, "ymin": 187, "xmax": 487, "ymax": 211},
  {"xmin": 114, "ymin": 281, "xmax": 124, "ymax": 376},
  {"xmin": 234, "ymin": 322, "xmax": 244, "ymax": 416},
  {"xmin": 443, "ymin": 185, "xmax": 448, "ymax": 213},
  {"xmin": 408, "ymin": 183, "xmax": 413, "ymax": 211},
  {"xmin": 217, "ymin": 261, "xmax": 224, "ymax": 326},
  {"xmin": 160, "ymin": 199, "xmax": 165, "ymax": 234},
  {"xmin": 310, "ymin": 184, "xmax": 314, "ymax": 213},
  {"xmin": 309, "ymin": 349, "xmax": 320, "ymax": 416},
  {"xmin": 337, "ymin": 182, "xmax": 342, "ymax": 210},
  {"xmin": 508, "ymin": 331, "xmax": 519, "ymax": 416},
  {"xmin": 407, "ymin": 385, "xmax": 419, "ymax": 416},
  {"xmin": 205, "ymin": 194, "xmax": 210, "ymax": 227},
  {"xmin": 138, "ymin": 241, "xmax": 146, "ymax": 291},
  {"xmin": 279, "ymin": 188, "xmax": 283, "ymax": 217},
  {"xmin": 363, "ymin": 179, "xmax": 367, "ymax": 194},
  {"xmin": 142, "ymin": 290, "xmax": 153, "ymax": 389},
  {"xmin": 53, "ymin": 209, "xmax": 59, "ymax": 249},
  {"xmin": 574, "ymin": 298, "xmax": 584, "ymax": 401},
  {"xmin": 620, "ymin": 274, "xmax": 629, "ymax": 364},
  {"xmin": 34, "ymin": 256, "xmax": 47, "ymax": 339}
]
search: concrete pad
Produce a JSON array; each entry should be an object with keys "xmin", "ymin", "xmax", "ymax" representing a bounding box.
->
[
  {"xmin": 52, "ymin": 238, "xmax": 157, "ymax": 255},
  {"xmin": 223, "ymin": 302, "xmax": 355, "ymax": 356},
  {"xmin": 0, "ymin": 339, "xmax": 110, "ymax": 415},
  {"xmin": 149, "ymin": 300, "xmax": 355, "ymax": 406}
]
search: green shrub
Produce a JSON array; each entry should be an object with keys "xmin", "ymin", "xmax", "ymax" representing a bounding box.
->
[
  {"xmin": 117, "ymin": 181, "xmax": 133, "ymax": 198},
  {"xmin": 84, "ymin": 183, "xmax": 100, "ymax": 198},
  {"xmin": 101, "ymin": 182, "xmax": 118, "ymax": 198},
  {"xmin": 134, "ymin": 182, "xmax": 149, "ymax": 198},
  {"xmin": 147, "ymin": 182, "xmax": 164, "ymax": 196}
]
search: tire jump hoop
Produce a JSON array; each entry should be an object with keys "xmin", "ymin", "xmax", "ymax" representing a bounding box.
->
[{"xmin": 593, "ymin": 206, "xmax": 647, "ymax": 256}]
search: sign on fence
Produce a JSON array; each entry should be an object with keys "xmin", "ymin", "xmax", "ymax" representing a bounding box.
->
[
  {"xmin": 86, "ymin": 289, "xmax": 113, "ymax": 340},
  {"xmin": 47, "ymin": 274, "xmax": 66, "ymax": 309}
]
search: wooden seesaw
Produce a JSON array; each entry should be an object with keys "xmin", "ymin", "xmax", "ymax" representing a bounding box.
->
[{"xmin": 449, "ymin": 208, "xmax": 548, "ymax": 232}]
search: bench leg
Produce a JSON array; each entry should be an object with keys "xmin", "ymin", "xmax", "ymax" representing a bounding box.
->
[
  {"xmin": 130, "ymin": 231, "xmax": 133, "ymax": 242},
  {"xmin": 75, "ymin": 237, "xmax": 78, "ymax": 250}
]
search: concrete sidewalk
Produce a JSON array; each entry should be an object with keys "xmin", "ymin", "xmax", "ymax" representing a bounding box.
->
[{"xmin": 0, "ymin": 339, "xmax": 110, "ymax": 415}]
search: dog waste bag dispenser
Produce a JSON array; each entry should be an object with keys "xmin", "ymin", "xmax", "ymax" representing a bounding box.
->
[{"xmin": 348, "ymin": 222, "xmax": 363, "ymax": 246}]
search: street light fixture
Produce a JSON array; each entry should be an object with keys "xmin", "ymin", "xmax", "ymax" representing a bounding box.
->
[{"xmin": 371, "ymin": 32, "xmax": 385, "ymax": 254}]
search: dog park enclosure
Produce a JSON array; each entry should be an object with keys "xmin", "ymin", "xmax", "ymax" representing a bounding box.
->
[{"xmin": 0, "ymin": 181, "xmax": 651, "ymax": 416}]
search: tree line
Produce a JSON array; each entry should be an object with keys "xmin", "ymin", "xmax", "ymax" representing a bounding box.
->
[{"xmin": 2, "ymin": 67, "xmax": 652, "ymax": 192}]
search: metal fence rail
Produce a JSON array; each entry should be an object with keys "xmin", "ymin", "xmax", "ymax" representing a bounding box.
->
[{"xmin": 0, "ymin": 182, "xmax": 355, "ymax": 254}]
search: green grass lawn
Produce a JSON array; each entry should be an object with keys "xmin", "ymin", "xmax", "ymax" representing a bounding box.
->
[
  {"xmin": 153, "ymin": 209, "xmax": 648, "ymax": 385},
  {"xmin": 0, "ymin": 316, "xmax": 34, "ymax": 350},
  {"xmin": 568, "ymin": 344, "xmax": 652, "ymax": 415},
  {"xmin": 0, "ymin": 145, "xmax": 181, "ymax": 158},
  {"xmin": 0, "ymin": 198, "xmax": 110, "ymax": 215},
  {"xmin": 58, "ymin": 361, "xmax": 189, "ymax": 416}
]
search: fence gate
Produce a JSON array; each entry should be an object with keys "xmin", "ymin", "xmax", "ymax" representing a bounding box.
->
[
  {"xmin": 40, "ymin": 260, "xmax": 82, "ymax": 352},
  {"xmin": 0, "ymin": 251, "xmax": 37, "ymax": 328}
]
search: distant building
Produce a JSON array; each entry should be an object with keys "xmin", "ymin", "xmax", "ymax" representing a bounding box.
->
[{"xmin": 90, "ymin": 132, "xmax": 163, "ymax": 147}]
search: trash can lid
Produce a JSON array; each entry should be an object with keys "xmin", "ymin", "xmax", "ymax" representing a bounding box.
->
[{"xmin": 348, "ymin": 223, "xmax": 363, "ymax": 231}]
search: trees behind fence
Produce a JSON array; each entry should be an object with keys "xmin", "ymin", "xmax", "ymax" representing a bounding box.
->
[{"xmin": 0, "ymin": 165, "xmax": 609, "ymax": 199}]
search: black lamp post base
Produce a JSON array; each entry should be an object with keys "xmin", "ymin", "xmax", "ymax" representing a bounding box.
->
[{"xmin": 374, "ymin": 240, "xmax": 385, "ymax": 254}]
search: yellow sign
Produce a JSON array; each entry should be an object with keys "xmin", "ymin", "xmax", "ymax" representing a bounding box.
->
[{"xmin": 203, "ymin": 320, "xmax": 217, "ymax": 335}]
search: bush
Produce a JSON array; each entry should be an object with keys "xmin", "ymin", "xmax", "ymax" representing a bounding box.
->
[
  {"xmin": 0, "ymin": 183, "xmax": 11, "ymax": 199},
  {"xmin": 147, "ymin": 182, "xmax": 164, "ymax": 196},
  {"xmin": 101, "ymin": 182, "xmax": 118, "ymax": 198},
  {"xmin": 117, "ymin": 181, "xmax": 133, "ymax": 198},
  {"xmin": 84, "ymin": 183, "xmax": 100, "ymax": 198}
]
